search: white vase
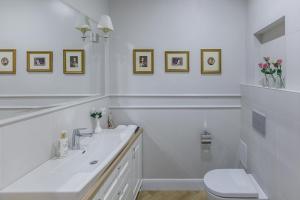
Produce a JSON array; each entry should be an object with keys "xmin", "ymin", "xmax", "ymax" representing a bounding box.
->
[{"xmin": 94, "ymin": 119, "xmax": 102, "ymax": 133}]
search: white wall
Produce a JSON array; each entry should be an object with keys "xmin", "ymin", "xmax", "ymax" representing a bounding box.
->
[
  {"xmin": 108, "ymin": 0, "xmax": 247, "ymax": 180},
  {"xmin": 0, "ymin": 0, "xmax": 108, "ymax": 95},
  {"xmin": 111, "ymin": 102, "xmax": 241, "ymax": 179},
  {"xmin": 109, "ymin": 0, "xmax": 247, "ymax": 94},
  {"xmin": 62, "ymin": 0, "xmax": 109, "ymax": 21},
  {"xmin": 241, "ymin": 85, "xmax": 300, "ymax": 200},
  {"xmin": 246, "ymin": 0, "xmax": 300, "ymax": 91},
  {"xmin": 0, "ymin": 96, "xmax": 109, "ymax": 190}
]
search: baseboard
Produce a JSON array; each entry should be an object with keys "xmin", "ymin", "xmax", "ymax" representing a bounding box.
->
[{"xmin": 141, "ymin": 179, "xmax": 204, "ymax": 191}]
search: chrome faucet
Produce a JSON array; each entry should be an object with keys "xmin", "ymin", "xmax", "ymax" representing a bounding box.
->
[{"xmin": 71, "ymin": 128, "xmax": 93, "ymax": 150}]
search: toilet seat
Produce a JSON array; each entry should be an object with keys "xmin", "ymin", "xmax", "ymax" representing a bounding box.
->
[{"xmin": 204, "ymin": 169, "xmax": 259, "ymax": 198}]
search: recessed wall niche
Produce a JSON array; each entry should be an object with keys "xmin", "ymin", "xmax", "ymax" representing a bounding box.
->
[
  {"xmin": 253, "ymin": 16, "xmax": 287, "ymax": 89},
  {"xmin": 254, "ymin": 16, "xmax": 285, "ymax": 44}
]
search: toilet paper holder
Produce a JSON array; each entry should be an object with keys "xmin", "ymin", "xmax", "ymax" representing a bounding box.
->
[{"xmin": 201, "ymin": 130, "xmax": 212, "ymax": 145}]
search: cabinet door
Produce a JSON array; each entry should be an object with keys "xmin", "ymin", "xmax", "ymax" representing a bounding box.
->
[{"xmin": 132, "ymin": 136, "xmax": 142, "ymax": 198}]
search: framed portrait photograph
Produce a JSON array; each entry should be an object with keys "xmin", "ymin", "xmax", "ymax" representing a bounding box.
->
[
  {"xmin": 133, "ymin": 49, "xmax": 154, "ymax": 74},
  {"xmin": 201, "ymin": 49, "xmax": 222, "ymax": 74},
  {"xmin": 0, "ymin": 49, "xmax": 16, "ymax": 74},
  {"xmin": 165, "ymin": 51, "xmax": 189, "ymax": 72},
  {"xmin": 63, "ymin": 49, "xmax": 85, "ymax": 74},
  {"xmin": 27, "ymin": 51, "xmax": 53, "ymax": 72}
]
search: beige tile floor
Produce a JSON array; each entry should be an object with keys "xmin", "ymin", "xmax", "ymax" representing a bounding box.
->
[{"xmin": 136, "ymin": 191, "xmax": 207, "ymax": 200}]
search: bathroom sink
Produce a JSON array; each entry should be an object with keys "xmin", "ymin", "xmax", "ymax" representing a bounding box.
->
[
  {"xmin": 0, "ymin": 125, "xmax": 137, "ymax": 200},
  {"xmin": 53, "ymin": 133, "xmax": 124, "ymax": 174}
]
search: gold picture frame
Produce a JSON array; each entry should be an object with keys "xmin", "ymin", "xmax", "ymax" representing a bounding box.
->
[
  {"xmin": 63, "ymin": 49, "xmax": 85, "ymax": 74},
  {"xmin": 0, "ymin": 49, "xmax": 16, "ymax": 74},
  {"xmin": 27, "ymin": 51, "xmax": 53, "ymax": 72},
  {"xmin": 133, "ymin": 49, "xmax": 154, "ymax": 74},
  {"xmin": 201, "ymin": 49, "xmax": 222, "ymax": 74},
  {"xmin": 165, "ymin": 51, "xmax": 189, "ymax": 72}
]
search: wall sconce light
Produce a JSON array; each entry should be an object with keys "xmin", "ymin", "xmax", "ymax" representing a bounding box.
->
[
  {"xmin": 75, "ymin": 15, "xmax": 91, "ymax": 41},
  {"xmin": 97, "ymin": 15, "xmax": 114, "ymax": 38}
]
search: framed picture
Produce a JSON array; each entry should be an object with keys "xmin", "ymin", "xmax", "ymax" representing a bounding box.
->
[
  {"xmin": 0, "ymin": 49, "xmax": 16, "ymax": 74},
  {"xmin": 27, "ymin": 51, "xmax": 53, "ymax": 72},
  {"xmin": 201, "ymin": 49, "xmax": 222, "ymax": 74},
  {"xmin": 133, "ymin": 49, "xmax": 154, "ymax": 74},
  {"xmin": 165, "ymin": 51, "xmax": 189, "ymax": 72},
  {"xmin": 63, "ymin": 49, "xmax": 85, "ymax": 74}
]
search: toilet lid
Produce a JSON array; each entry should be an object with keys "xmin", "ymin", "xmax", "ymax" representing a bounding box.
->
[{"xmin": 204, "ymin": 169, "xmax": 259, "ymax": 198}]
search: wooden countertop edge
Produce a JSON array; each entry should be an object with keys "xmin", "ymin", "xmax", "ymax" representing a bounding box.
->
[{"xmin": 81, "ymin": 128, "xmax": 143, "ymax": 200}]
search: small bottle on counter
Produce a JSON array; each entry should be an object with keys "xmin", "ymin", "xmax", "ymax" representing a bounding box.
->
[{"xmin": 58, "ymin": 131, "xmax": 68, "ymax": 158}]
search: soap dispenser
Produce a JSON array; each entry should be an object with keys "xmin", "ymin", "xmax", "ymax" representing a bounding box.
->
[{"xmin": 58, "ymin": 131, "xmax": 68, "ymax": 158}]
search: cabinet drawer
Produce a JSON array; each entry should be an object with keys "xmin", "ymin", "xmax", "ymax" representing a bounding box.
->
[
  {"xmin": 95, "ymin": 165, "xmax": 119, "ymax": 198},
  {"xmin": 102, "ymin": 173, "xmax": 120, "ymax": 200},
  {"xmin": 101, "ymin": 152, "xmax": 131, "ymax": 200},
  {"xmin": 118, "ymin": 183, "xmax": 130, "ymax": 200},
  {"xmin": 119, "ymin": 160, "xmax": 130, "ymax": 183},
  {"xmin": 117, "ymin": 156, "xmax": 132, "ymax": 200},
  {"xmin": 96, "ymin": 149, "xmax": 131, "ymax": 198},
  {"xmin": 117, "ymin": 150, "xmax": 131, "ymax": 173}
]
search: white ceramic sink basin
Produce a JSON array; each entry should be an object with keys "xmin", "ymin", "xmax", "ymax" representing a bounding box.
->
[{"xmin": 0, "ymin": 125, "xmax": 137, "ymax": 200}]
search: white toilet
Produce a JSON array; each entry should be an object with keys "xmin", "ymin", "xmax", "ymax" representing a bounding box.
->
[{"xmin": 204, "ymin": 169, "xmax": 268, "ymax": 200}]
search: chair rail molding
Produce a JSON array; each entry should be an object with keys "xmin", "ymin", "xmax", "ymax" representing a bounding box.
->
[
  {"xmin": 109, "ymin": 105, "xmax": 241, "ymax": 110},
  {"xmin": 109, "ymin": 93, "xmax": 241, "ymax": 98},
  {"xmin": 0, "ymin": 93, "xmax": 100, "ymax": 98},
  {"xmin": 109, "ymin": 93, "xmax": 241, "ymax": 109},
  {"xmin": 0, "ymin": 93, "xmax": 241, "ymax": 126}
]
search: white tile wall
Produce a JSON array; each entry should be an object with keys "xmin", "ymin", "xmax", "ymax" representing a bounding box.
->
[
  {"xmin": 241, "ymin": 84, "xmax": 300, "ymax": 200},
  {"xmin": 246, "ymin": 0, "xmax": 300, "ymax": 91},
  {"xmin": 0, "ymin": 129, "xmax": 3, "ymax": 187},
  {"xmin": 286, "ymin": 30, "xmax": 300, "ymax": 90}
]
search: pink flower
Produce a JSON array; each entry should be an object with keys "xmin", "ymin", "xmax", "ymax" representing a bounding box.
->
[
  {"xmin": 277, "ymin": 59, "xmax": 283, "ymax": 65},
  {"xmin": 263, "ymin": 63, "xmax": 268, "ymax": 69},
  {"xmin": 258, "ymin": 63, "xmax": 263, "ymax": 68}
]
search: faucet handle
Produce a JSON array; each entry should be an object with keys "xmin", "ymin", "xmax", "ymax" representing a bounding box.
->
[{"xmin": 71, "ymin": 128, "xmax": 92, "ymax": 150}]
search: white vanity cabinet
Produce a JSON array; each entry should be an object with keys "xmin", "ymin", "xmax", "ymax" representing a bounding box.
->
[
  {"xmin": 0, "ymin": 127, "xmax": 142, "ymax": 200},
  {"xmin": 92, "ymin": 133, "xmax": 142, "ymax": 200}
]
